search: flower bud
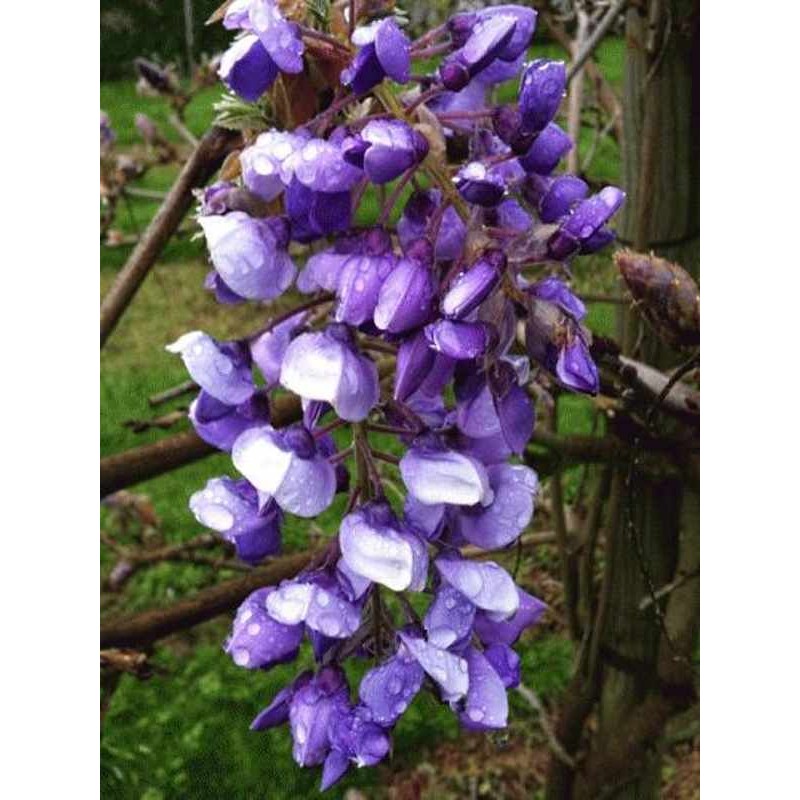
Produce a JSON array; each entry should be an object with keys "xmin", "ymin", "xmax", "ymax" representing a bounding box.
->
[
  {"xmin": 518, "ymin": 122, "xmax": 572, "ymax": 175},
  {"xmin": 491, "ymin": 105, "xmax": 536, "ymax": 154},
  {"xmin": 519, "ymin": 59, "xmax": 566, "ymax": 135},
  {"xmin": 441, "ymin": 250, "xmax": 505, "ymax": 319},
  {"xmin": 614, "ymin": 249, "xmax": 700, "ymax": 349},
  {"xmin": 134, "ymin": 57, "xmax": 176, "ymax": 94},
  {"xmin": 424, "ymin": 319, "xmax": 498, "ymax": 360}
]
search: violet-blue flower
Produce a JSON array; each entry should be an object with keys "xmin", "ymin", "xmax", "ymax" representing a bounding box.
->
[
  {"xmin": 342, "ymin": 18, "xmax": 411, "ymax": 95},
  {"xmin": 342, "ymin": 119, "xmax": 429, "ymax": 184}
]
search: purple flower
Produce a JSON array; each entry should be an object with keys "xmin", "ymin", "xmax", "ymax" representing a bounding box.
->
[
  {"xmin": 519, "ymin": 59, "xmax": 567, "ymax": 135},
  {"xmin": 359, "ymin": 651, "xmax": 425, "ymax": 727},
  {"xmin": 440, "ymin": 15, "xmax": 517, "ymax": 92},
  {"xmin": 198, "ymin": 181, "xmax": 236, "ymax": 216},
  {"xmin": 448, "ymin": 5, "xmax": 538, "ymax": 62},
  {"xmin": 219, "ymin": 33, "xmax": 279, "ymax": 101},
  {"xmin": 190, "ymin": 476, "xmax": 282, "ymax": 563},
  {"xmin": 166, "ymin": 332, "xmax": 254, "ymax": 405},
  {"xmin": 491, "ymin": 104, "xmax": 537, "ymax": 155},
  {"xmin": 288, "ymin": 667, "xmax": 350, "ymax": 766},
  {"xmin": 483, "ymin": 643, "xmax": 521, "ymax": 689},
  {"xmin": 458, "ymin": 646, "xmax": 508, "ymax": 730},
  {"xmin": 342, "ymin": 120, "xmax": 429, "ymax": 184},
  {"xmin": 473, "ymin": 587, "xmax": 547, "ymax": 646},
  {"xmin": 400, "ymin": 437, "xmax": 493, "ymax": 507},
  {"xmin": 435, "ymin": 556, "xmax": 520, "ymax": 619},
  {"xmin": 424, "ymin": 584, "xmax": 476, "ymax": 649},
  {"xmin": 373, "ymin": 239, "xmax": 437, "ymax": 333},
  {"xmin": 340, "ymin": 500, "xmax": 429, "ymax": 591},
  {"xmin": 393, "ymin": 329, "xmax": 436, "ymax": 402},
  {"xmin": 279, "ymin": 324, "xmax": 379, "ymax": 421},
  {"xmin": 525, "ymin": 278, "xmax": 599, "ymax": 394},
  {"xmin": 397, "ymin": 631, "xmax": 469, "ymax": 701},
  {"xmin": 397, "ymin": 190, "xmax": 466, "ymax": 262},
  {"xmin": 342, "ymin": 18, "xmax": 411, "ymax": 95},
  {"xmin": 188, "ymin": 389, "xmax": 270, "ymax": 451},
  {"xmin": 454, "ymin": 463, "xmax": 537, "ymax": 549},
  {"xmin": 231, "ymin": 424, "xmax": 337, "ymax": 517},
  {"xmin": 424, "ymin": 319, "xmax": 497, "ymax": 360},
  {"xmin": 454, "ymin": 161, "xmax": 506, "ymax": 207},
  {"xmin": 548, "ymin": 187, "xmax": 626, "ymax": 260},
  {"xmin": 249, "ymin": 312, "xmax": 308, "ymax": 387},
  {"xmin": 441, "ymin": 250, "xmax": 505, "ymax": 319},
  {"xmin": 518, "ymin": 122, "xmax": 573, "ymax": 175},
  {"xmin": 248, "ymin": 0, "xmax": 305, "ymax": 74},
  {"xmin": 266, "ymin": 577, "xmax": 362, "ymax": 639},
  {"xmin": 285, "ymin": 179, "xmax": 352, "ymax": 242},
  {"xmin": 225, "ymin": 587, "xmax": 304, "ymax": 668},
  {"xmin": 325, "ymin": 705, "xmax": 391, "ymax": 785},
  {"xmin": 100, "ymin": 111, "xmax": 115, "ymax": 151},
  {"xmin": 281, "ymin": 137, "xmax": 363, "ymax": 193},
  {"xmin": 296, "ymin": 230, "xmax": 363, "ymax": 293},
  {"xmin": 333, "ymin": 228, "xmax": 396, "ymax": 326},
  {"xmin": 524, "ymin": 174, "xmax": 589, "ymax": 223},
  {"xmin": 198, "ymin": 212, "xmax": 296, "ymax": 300}
]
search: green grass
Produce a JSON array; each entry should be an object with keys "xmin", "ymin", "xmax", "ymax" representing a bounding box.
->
[{"xmin": 101, "ymin": 38, "xmax": 625, "ymax": 799}]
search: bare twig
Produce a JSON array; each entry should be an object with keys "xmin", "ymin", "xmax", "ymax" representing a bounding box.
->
[
  {"xmin": 566, "ymin": 3, "xmax": 590, "ymax": 174},
  {"xmin": 100, "ymin": 126, "xmax": 241, "ymax": 346},
  {"xmin": 123, "ymin": 409, "xmax": 188, "ymax": 434},
  {"xmin": 567, "ymin": 0, "xmax": 629, "ymax": 84},
  {"xmin": 517, "ymin": 683, "xmax": 577, "ymax": 769},
  {"xmin": 148, "ymin": 379, "xmax": 198, "ymax": 407},
  {"xmin": 638, "ymin": 568, "xmax": 699, "ymax": 611}
]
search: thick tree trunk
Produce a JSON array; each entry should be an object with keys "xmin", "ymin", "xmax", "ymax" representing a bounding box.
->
[
  {"xmin": 595, "ymin": 1, "xmax": 699, "ymax": 797},
  {"xmin": 545, "ymin": 2, "xmax": 699, "ymax": 798}
]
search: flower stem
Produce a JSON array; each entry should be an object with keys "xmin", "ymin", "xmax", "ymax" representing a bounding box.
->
[
  {"xmin": 248, "ymin": 292, "xmax": 334, "ymax": 341},
  {"xmin": 377, "ymin": 168, "xmax": 416, "ymax": 225}
]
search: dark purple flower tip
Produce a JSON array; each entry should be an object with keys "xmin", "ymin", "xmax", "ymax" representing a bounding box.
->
[
  {"xmin": 329, "ymin": 706, "xmax": 391, "ymax": 769},
  {"xmin": 461, "ymin": 14, "xmax": 517, "ymax": 75},
  {"xmin": 449, "ymin": 6, "xmax": 537, "ymax": 61},
  {"xmin": 189, "ymin": 389, "xmax": 271, "ymax": 452},
  {"xmin": 519, "ymin": 59, "xmax": 567, "ymax": 135},
  {"xmin": 394, "ymin": 330, "xmax": 436, "ymax": 402},
  {"xmin": 580, "ymin": 226, "xmax": 616, "ymax": 254},
  {"xmin": 218, "ymin": 34, "xmax": 278, "ymax": 102},
  {"xmin": 343, "ymin": 18, "xmax": 411, "ymax": 94},
  {"xmin": 424, "ymin": 319, "xmax": 498, "ymax": 360},
  {"xmin": 204, "ymin": 270, "xmax": 247, "ymax": 305},
  {"xmin": 440, "ymin": 59, "xmax": 471, "ymax": 92},
  {"xmin": 557, "ymin": 336, "xmax": 599, "ymax": 394},
  {"xmin": 289, "ymin": 667, "xmax": 351, "ymax": 767},
  {"xmin": 518, "ymin": 122, "xmax": 572, "ymax": 175},
  {"xmin": 473, "ymin": 587, "xmax": 547, "ymax": 646},
  {"xmin": 491, "ymin": 105, "xmax": 537, "ymax": 154},
  {"xmin": 484, "ymin": 643, "xmax": 521, "ymax": 689},
  {"xmin": 458, "ymin": 646, "xmax": 509, "ymax": 731},
  {"xmin": 285, "ymin": 180, "xmax": 352, "ymax": 241},
  {"xmin": 548, "ymin": 186, "xmax": 626, "ymax": 260},
  {"xmin": 441, "ymin": 250, "xmax": 505, "ymax": 319},
  {"xmin": 343, "ymin": 119, "xmax": 428, "ymax": 184},
  {"xmin": 526, "ymin": 174, "xmax": 589, "ymax": 223},
  {"xmin": 280, "ymin": 424, "xmax": 317, "ymax": 459},
  {"xmin": 531, "ymin": 277, "xmax": 587, "ymax": 321},
  {"xmin": 454, "ymin": 161, "xmax": 506, "ymax": 207},
  {"xmin": 251, "ymin": 672, "xmax": 313, "ymax": 731},
  {"xmin": 397, "ymin": 190, "xmax": 467, "ymax": 262}
]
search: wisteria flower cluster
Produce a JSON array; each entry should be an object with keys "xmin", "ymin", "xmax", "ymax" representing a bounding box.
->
[{"xmin": 168, "ymin": 0, "xmax": 624, "ymax": 790}]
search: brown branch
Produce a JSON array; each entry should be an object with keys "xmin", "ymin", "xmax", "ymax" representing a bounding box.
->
[
  {"xmin": 100, "ymin": 392, "xmax": 302, "ymax": 497},
  {"xmin": 123, "ymin": 409, "xmax": 188, "ymax": 434},
  {"xmin": 567, "ymin": 0, "xmax": 629, "ymax": 84},
  {"xmin": 100, "ymin": 126, "xmax": 241, "ymax": 346},
  {"xmin": 517, "ymin": 682, "xmax": 576, "ymax": 769},
  {"xmin": 100, "ymin": 549, "xmax": 319, "ymax": 648},
  {"xmin": 148, "ymin": 379, "xmax": 198, "ymax": 407}
]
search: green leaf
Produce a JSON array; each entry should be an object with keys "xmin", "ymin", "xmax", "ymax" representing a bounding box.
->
[
  {"xmin": 212, "ymin": 93, "xmax": 272, "ymax": 133},
  {"xmin": 306, "ymin": 0, "xmax": 330, "ymax": 30}
]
